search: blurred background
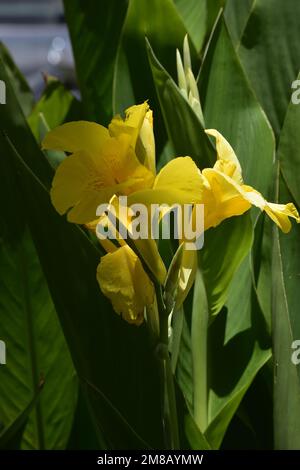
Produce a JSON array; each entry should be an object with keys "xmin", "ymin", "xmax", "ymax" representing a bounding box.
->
[{"xmin": 0, "ymin": 0, "xmax": 76, "ymax": 97}]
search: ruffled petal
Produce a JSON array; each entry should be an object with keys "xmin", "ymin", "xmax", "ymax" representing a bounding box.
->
[
  {"xmin": 205, "ymin": 129, "xmax": 243, "ymax": 184},
  {"xmin": 97, "ymin": 245, "xmax": 154, "ymax": 325},
  {"xmin": 127, "ymin": 157, "xmax": 203, "ymax": 206},
  {"xmin": 96, "ymin": 195, "xmax": 167, "ymax": 284},
  {"xmin": 202, "ymin": 168, "xmax": 251, "ymax": 230},
  {"xmin": 241, "ymin": 187, "xmax": 300, "ymax": 233},
  {"xmin": 109, "ymin": 102, "xmax": 149, "ymax": 150},
  {"xmin": 42, "ymin": 121, "xmax": 109, "ymax": 155}
]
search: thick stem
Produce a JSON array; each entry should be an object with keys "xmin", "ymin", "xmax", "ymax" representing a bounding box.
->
[
  {"xmin": 155, "ymin": 284, "xmax": 180, "ymax": 449},
  {"xmin": 191, "ymin": 268, "xmax": 209, "ymax": 431}
]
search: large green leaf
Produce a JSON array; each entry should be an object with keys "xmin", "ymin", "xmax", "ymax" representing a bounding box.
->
[
  {"xmin": 63, "ymin": 0, "xmax": 128, "ymax": 124},
  {"xmin": 272, "ymin": 179, "xmax": 300, "ymax": 447},
  {"xmin": 199, "ymin": 16, "xmax": 274, "ymax": 194},
  {"xmin": 278, "ymin": 71, "xmax": 300, "ymax": 207},
  {"xmin": 205, "ymin": 258, "xmax": 271, "ymax": 449},
  {"xmin": 200, "ymin": 214, "xmax": 253, "ymax": 317},
  {"xmin": 67, "ymin": 388, "xmax": 106, "ymax": 450},
  {"xmin": 0, "ymin": 56, "xmax": 163, "ymax": 449},
  {"xmin": 0, "ymin": 143, "xmax": 77, "ymax": 449},
  {"xmin": 113, "ymin": 0, "xmax": 194, "ymax": 153},
  {"xmin": 147, "ymin": 41, "xmax": 215, "ymax": 169},
  {"xmin": 0, "ymin": 42, "xmax": 33, "ymax": 116},
  {"xmin": 273, "ymin": 89, "xmax": 300, "ymax": 448},
  {"xmin": 224, "ymin": 0, "xmax": 254, "ymax": 46},
  {"xmin": 237, "ymin": 0, "xmax": 300, "ymax": 136},
  {"xmin": 0, "ymin": 380, "xmax": 43, "ymax": 450},
  {"xmin": 173, "ymin": 0, "xmax": 207, "ymax": 52}
]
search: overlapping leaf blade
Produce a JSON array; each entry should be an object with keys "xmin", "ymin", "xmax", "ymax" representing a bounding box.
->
[
  {"xmin": 63, "ymin": 0, "xmax": 128, "ymax": 124},
  {"xmin": 147, "ymin": 41, "xmax": 215, "ymax": 169},
  {"xmin": 237, "ymin": 0, "xmax": 300, "ymax": 136},
  {"xmin": 0, "ymin": 55, "xmax": 163, "ymax": 449},
  {"xmin": 0, "ymin": 138, "xmax": 77, "ymax": 450}
]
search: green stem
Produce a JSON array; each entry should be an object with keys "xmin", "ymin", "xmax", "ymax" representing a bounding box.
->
[
  {"xmin": 155, "ymin": 284, "xmax": 180, "ymax": 449},
  {"xmin": 191, "ymin": 268, "xmax": 208, "ymax": 431}
]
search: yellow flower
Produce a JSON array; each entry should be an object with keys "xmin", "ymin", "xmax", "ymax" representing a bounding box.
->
[
  {"xmin": 43, "ymin": 102, "xmax": 203, "ymax": 325},
  {"xmin": 42, "ymin": 102, "xmax": 155, "ymax": 224},
  {"xmin": 202, "ymin": 129, "xmax": 300, "ymax": 232},
  {"xmin": 97, "ymin": 243, "xmax": 154, "ymax": 326}
]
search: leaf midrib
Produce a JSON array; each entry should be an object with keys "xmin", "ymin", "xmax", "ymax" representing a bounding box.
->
[{"xmin": 18, "ymin": 240, "xmax": 45, "ymax": 449}]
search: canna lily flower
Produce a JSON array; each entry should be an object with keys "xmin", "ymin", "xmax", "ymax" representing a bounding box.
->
[
  {"xmin": 201, "ymin": 129, "xmax": 300, "ymax": 232},
  {"xmin": 175, "ymin": 129, "xmax": 300, "ymax": 311},
  {"xmin": 42, "ymin": 102, "xmax": 155, "ymax": 224},
  {"xmin": 92, "ymin": 151, "xmax": 204, "ymax": 324},
  {"xmin": 43, "ymin": 102, "xmax": 203, "ymax": 325}
]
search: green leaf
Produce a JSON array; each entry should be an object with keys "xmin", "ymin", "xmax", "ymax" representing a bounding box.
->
[
  {"xmin": 272, "ymin": 84, "xmax": 300, "ymax": 451},
  {"xmin": 272, "ymin": 177, "xmax": 300, "ymax": 448},
  {"xmin": 174, "ymin": 0, "xmax": 207, "ymax": 52},
  {"xmin": 0, "ymin": 380, "xmax": 44, "ymax": 450},
  {"xmin": 176, "ymin": 314, "xmax": 194, "ymax": 412},
  {"xmin": 237, "ymin": 0, "xmax": 300, "ymax": 136},
  {"xmin": 184, "ymin": 413, "xmax": 211, "ymax": 450},
  {"xmin": 224, "ymin": 0, "xmax": 254, "ymax": 46},
  {"xmin": 28, "ymin": 79, "xmax": 81, "ymax": 141},
  {"xmin": 63, "ymin": 0, "xmax": 128, "ymax": 124},
  {"xmin": 114, "ymin": 0, "xmax": 189, "ymax": 109},
  {"xmin": 67, "ymin": 387, "xmax": 107, "ymax": 450},
  {"xmin": 0, "ymin": 57, "xmax": 163, "ymax": 449},
  {"xmin": 114, "ymin": 0, "xmax": 194, "ymax": 152},
  {"xmin": 27, "ymin": 79, "xmax": 82, "ymax": 169},
  {"xmin": 147, "ymin": 40, "xmax": 215, "ymax": 169},
  {"xmin": 0, "ymin": 141, "xmax": 77, "ymax": 449},
  {"xmin": 200, "ymin": 214, "xmax": 253, "ymax": 317},
  {"xmin": 199, "ymin": 15, "xmax": 275, "ymax": 194},
  {"xmin": 205, "ymin": 301, "xmax": 271, "ymax": 449},
  {"xmin": 278, "ymin": 71, "xmax": 300, "ymax": 207},
  {"xmin": 252, "ymin": 214, "xmax": 273, "ymax": 335},
  {"xmin": 0, "ymin": 42, "xmax": 33, "ymax": 116}
]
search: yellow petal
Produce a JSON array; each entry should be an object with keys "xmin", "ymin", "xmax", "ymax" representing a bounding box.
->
[
  {"xmin": 50, "ymin": 135, "xmax": 154, "ymax": 224},
  {"xmin": 136, "ymin": 109, "xmax": 156, "ymax": 173},
  {"xmin": 97, "ymin": 245, "xmax": 154, "ymax": 325},
  {"xmin": 132, "ymin": 238, "xmax": 167, "ymax": 285},
  {"xmin": 175, "ymin": 245, "xmax": 198, "ymax": 310},
  {"xmin": 100, "ymin": 136, "xmax": 154, "ymax": 194},
  {"xmin": 205, "ymin": 129, "xmax": 243, "ymax": 184},
  {"xmin": 109, "ymin": 102, "xmax": 149, "ymax": 150},
  {"xmin": 103, "ymin": 195, "xmax": 167, "ymax": 284},
  {"xmin": 42, "ymin": 121, "xmax": 109, "ymax": 154},
  {"xmin": 241, "ymin": 187, "xmax": 300, "ymax": 233},
  {"xmin": 50, "ymin": 149, "xmax": 119, "ymax": 224},
  {"xmin": 202, "ymin": 168, "xmax": 251, "ymax": 230},
  {"xmin": 50, "ymin": 150, "xmax": 92, "ymax": 216},
  {"xmin": 127, "ymin": 157, "xmax": 204, "ymax": 206}
]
